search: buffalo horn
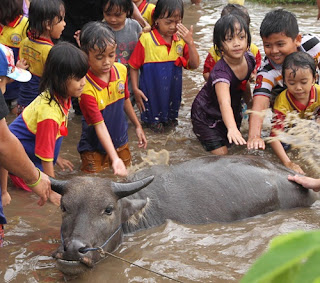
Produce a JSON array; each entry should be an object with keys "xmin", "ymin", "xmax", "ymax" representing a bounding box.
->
[
  {"xmin": 112, "ymin": 175, "xmax": 154, "ymax": 199},
  {"xmin": 49, "ymin": 177, "xmax": 67, "ymax": 195}
]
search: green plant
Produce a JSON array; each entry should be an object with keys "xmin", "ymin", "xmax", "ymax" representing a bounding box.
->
[{"xmin": 241, "ymin": 230, "xmax": 320, "ymax": 283}]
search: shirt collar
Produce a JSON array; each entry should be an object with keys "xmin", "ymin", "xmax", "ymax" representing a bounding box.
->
[
  {"xmin": 27, "ymin": 32, "xmax": 54, "ymax": 45},
  {"xmin": 86, "ymin": 67, "xmax": 118, "ymax": 91},
  {"xmin": 150, "ymin": 28, "xmax": 179, "ymax": 47},
  {"xmin": 55, "ymin": 95, "xmax": 71, "ymax": 116},
  {"xmin": 7, "ymin": 15, "xmax": 23, "ymax": 28}
]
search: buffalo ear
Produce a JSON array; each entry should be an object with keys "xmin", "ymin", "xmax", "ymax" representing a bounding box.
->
[
  {"xmin": 49, "ymin": 177, "xmax": 67, "ymax": 195},
  {"xmin": 112, "ymin": 176, "xmax": 154, "ymax": 199},
  {"xmin": 120, "ymin": 198, "xmax": 147, "ymax": 223}
]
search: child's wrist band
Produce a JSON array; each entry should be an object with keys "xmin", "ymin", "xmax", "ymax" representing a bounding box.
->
[{"xmin": 26, "ymin": 168, "xmax": 42, "ymax": 188}]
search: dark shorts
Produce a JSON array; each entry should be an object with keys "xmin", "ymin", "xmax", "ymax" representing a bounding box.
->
[
  {"xmin": 200, "ymin": 139, "xmax": 228, "ymax": 151},
  {"xmin": 80, "ymin": 143, "xmax": 131, "ymax": 173}
]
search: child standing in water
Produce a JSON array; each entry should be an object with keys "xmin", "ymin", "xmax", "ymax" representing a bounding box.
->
[
  {"xmin": 270, "ymin": 52, "xmax": 320, "ymax": 174},
  {"xmin": 0, "ymin": 42, "xmax": 88, "ymax": 206},
  {"xmin": 78, "ymin": 21, "xmax": 147, "ymax": 175},
  {"xmin": 102, "ymin": 0, "xmax": 142, "ymax": 103},
  {"xmin": 0, "ymin": 0, "xmax": 28, "ymax": 114},
  {"xmin": 18, "ymin": 0, "xmax": 65, "ymax": 114},
  {"xmin": 129, "ymin": 0, "xmax": 199, "ymax": 133},
  {"xmin": 191, "ymin": 14, "xmax": 255, "ymax": 155}
]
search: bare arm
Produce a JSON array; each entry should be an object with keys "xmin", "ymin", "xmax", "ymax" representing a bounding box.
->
[
  {"xmin": 94, "ymin": 122, "xmax": 128, "ymax": 176},
  {"xmin": 0, "ymin": 167, "xmax": 10, "ymax": 206},
  {"xmin": 270, "ymin": 140, "xmax": 304, "ymax": 174},
  {"xmin": 132, "ymin": 3, "xmax": 151, "ymax": 32},
  {"xmin": 123, "ymin": 99, "xmax": 147, "ymax": 149},
  {"xmin": 130, "ymin": 67, "xmax": 148, "ymax": 113},
  {"xmin": 216, "ymin": 82, "xmax": 246, "ymax": 145},
  {"xmin": 247, "ymin": 95, "xmax": 270, "ymax": 150},
  {"xmin": 0, "ymin": 118, "xmax": 50, "ymax": 205},
  {"xmin": 42, "ymin": 160, "xmax": 55, "ymax": 178}
]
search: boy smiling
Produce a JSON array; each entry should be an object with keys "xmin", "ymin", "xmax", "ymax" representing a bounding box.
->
[{"xmin": 247, "ymin": 9, "xmax": 320, "ymax": 150}]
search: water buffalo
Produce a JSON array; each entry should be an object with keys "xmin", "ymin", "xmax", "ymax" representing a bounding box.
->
[{"xmin": 51, "ymin": 155, "xmax": 319, "ymax": 275}]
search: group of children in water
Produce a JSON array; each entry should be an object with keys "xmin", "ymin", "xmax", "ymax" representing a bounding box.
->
[{"xmin": 1, "ymin": 0, "xmax": 320, "ymax": 212}]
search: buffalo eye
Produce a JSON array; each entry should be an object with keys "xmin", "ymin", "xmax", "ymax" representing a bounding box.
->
[{"xmin": 104, "ymin": 206, "xmax": 114, "ymax": 215}]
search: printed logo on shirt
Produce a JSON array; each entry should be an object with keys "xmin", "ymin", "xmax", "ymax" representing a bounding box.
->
[
  {"xmin": 255, "ymin": 74, "xmax": 263, "ymax": 90},
  {"xmin": 176, "ymin": 44, "xmax": 184, "ymax": 57},
  {"xmin": 117, "ymin": 80, "xmax": 125, "ymax": 95},
  {"xmin": 10, "ymin": 33, "xmax": 23, "ymax": 46},
  {"xmin": 21, "ymin": 46, "xmax": 41, "ymax": 62}
]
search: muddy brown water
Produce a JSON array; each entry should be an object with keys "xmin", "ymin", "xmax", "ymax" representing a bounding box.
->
[{"xmin": 2, "ymin": 1, "xmax": 320, "ymax": 282}]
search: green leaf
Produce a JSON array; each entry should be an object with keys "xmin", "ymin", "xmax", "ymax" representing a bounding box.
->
[{"xmin": 241, "ymin": 230, "xmax": 320, "ymax": 283}]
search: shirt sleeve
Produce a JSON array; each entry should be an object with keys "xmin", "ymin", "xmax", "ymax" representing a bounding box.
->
[
  {"xmin": 79, "ymin": 94, "xmax": 104, "ymax": 125},
  {"xmin": 35, "ymin": 119, "xmax": 59, "ymax": 161},
  {"xmin": 253, "ymin": 71, "xmax": 275, "ymax": 98},
  {"xmin": 128, "ymin": 40, "xmax": 145, "ymax": 69},
  {"xmin": 211, "ymin": 61, "xmax": 232, "ymax": 86}
]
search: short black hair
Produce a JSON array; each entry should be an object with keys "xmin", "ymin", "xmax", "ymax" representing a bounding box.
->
[
  {"xmin": 28, "ymin": 0, "xmax": 65, "ymax": 39},
  {"xmin": 260, "ymin": 9, "xmax": 299, "ymax": 40},
  {"xmin": 102, "ymin": 0, "xmax": 134, "ymax": 18},
  {"xmin": 40, "ymin": 42, "xmax": 89, "ymax": 100},
  {"xmin": 80, "ymin": 21, "xmax": 116, "ymax": 55},
  {"xmin": 0, "ymin": 0, "xmax": 23, "ymax": 25},
  {"xmin": 214, "ymin": 14, "xmax": 251, "ymax": 55},
  {"xmin": 153, "ymin": 0, "xmax": 184, "ymax": 23},
  {"xmin": 221, "ymin": 4, "xmax": 250, "ymax": 27},
  {"xmin": 282, "ymin": 51, "xmax": 316, "ymax": 81}
]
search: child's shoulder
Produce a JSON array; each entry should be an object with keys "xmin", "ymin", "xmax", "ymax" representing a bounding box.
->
[{"xmin": 113, "ymin": 62, "xmax": 127, "ymax": 72}]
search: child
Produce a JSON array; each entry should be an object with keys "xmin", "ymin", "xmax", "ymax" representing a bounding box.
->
[
  {"xmin": 191, "ymin": 14, "xmax": 255, "ymax": 155},
  {"xmin": 18, "ymin": 0, "xmax": 66, "ymax": 114},
  {"xmin": 132, "ymin": 0, "xmax": 155, "ymax": 26},
  {"xmin": 129, "ymin": 0, "xmax": 199, "ymax": 133},
  {"xmin": 270, "ymin": 52, "xmax": 320, "ymax": 174},
  {"xmin": 102, "ymin": 0, "xmax": 142, "ymax": 103},
  {"xmin": 0, "ymin": 42, "xmax": 89, "ymax": 206},
  {"xmin": 78, "ymin": 21, "xmax": 147, "ymax": 175},
  {"xmin": 203, "ymin": 4, "xmax": 261, "ymax": 82},
  {"xmin": 247, "ymin": 9, "xmax": 320, "ymax": 150},
  {"xmin": 0, "ymin": 0, "xmax": 28, "ymax": 114}
]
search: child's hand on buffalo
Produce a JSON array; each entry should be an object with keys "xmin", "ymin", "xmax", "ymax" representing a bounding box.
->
[{"xmin": 284, "ymin": 161, "xmax": 305, "ymax": 175}]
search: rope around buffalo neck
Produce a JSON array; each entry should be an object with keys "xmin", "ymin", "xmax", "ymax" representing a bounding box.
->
[
  {"xmin": 99, "ymin": 250, "xmax": 185, "ymax": 283},
  {"xmin": 92, "ymin": 229, "xmax": 185, "ymax": 282},
  {"xmin": 60, "ymin": 225, "xmax": 184, "ymax": 282}
]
